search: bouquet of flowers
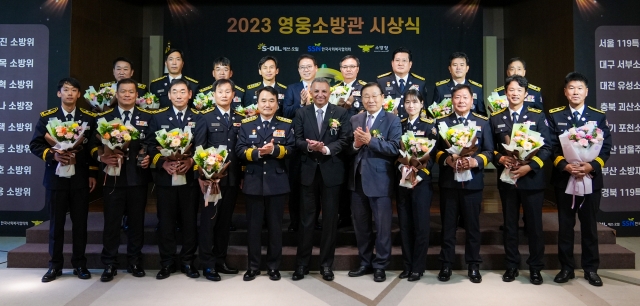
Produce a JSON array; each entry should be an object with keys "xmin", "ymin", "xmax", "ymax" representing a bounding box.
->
[
  {"xmin": 155, "ymin": 127, "xmax": 193, "ymax": 185},
  {"xmin": 234, "ymin": 104, "xmax": 259, "ymax": 117},
  {"xmin": 428, "ymin": 98, "xmax": 453, "ymax": 119},
  {"xmin": 44, "ymin": 118, "xmax": 88, "ymax": 177},
  {"xmin": 136, "ymin": 92, "xmax": 160, "ymax": 109},
  {"xmin": 329, "ymin": 84, "xmax": 350, "ymax": 105},
  {"xmin": 85, "ymin": 86, "xmax": 115, "ymax": 113},
  {"xmin": 487, "ymin": 92, "xmax": 509, "ymax": 113},
  {"xmin": 96, "ymin": 118, "xmax": 141, "ymax": 176},
  {"xmin": 559, "ymin": 122, "xmax": 605, "ymax": 205},
  {"xmin": 193, "ymin": 92, "xmax": 215, "ymax": 111},
  {"xmin": 382, "ymin": 95, "xmax": 400, "ymax": 113},
  {"xmin": 499, "ymin": 123, "xmax": 545, "ymax": 184},
  {"xmin": 193, "ymin": 145, "xmax": 231, "ymax": 206},
  {"xmin": 438, "ymin": 122, "xmax": 478, "ymax": 182},
  {"xmin": 397, "ymin": 130, "xmax": 436, "ymax": 188}
]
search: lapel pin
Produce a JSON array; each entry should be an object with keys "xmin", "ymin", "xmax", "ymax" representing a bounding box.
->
[
  {"xmin": 187, "ymin": 117, "xmax": 191, "ymax": 121},
  {"xmin": 409, "ymin": 81, "xmax": 412, "ymax": 85},
  {"xmin": 392, "ymin": 81, "xmax": 395, "ymax": 84},
  {"xmin": 503, "ymin": 116, "xmax": 507, "ymax": 120},
  {"xmin": 582, "ymin": 117, "xmax": 586, "ymax": 121},
  {"xmin": 135, "ymin": 116, "xmax": 139, "ymax": 119},
  {"xmin": 217, "ymin": 116, "xmax": 220, "ymax": 120},
  {"xmin": 169, "ymin": 117, "xmax": 173, "ymax": 121},
  {"xmin": 523, "ymin": 115, "xmax": 527, "ymax": 119},
  {"xmin": 567, "ymin": 116, "xmax": 572, "ymax": 120}
]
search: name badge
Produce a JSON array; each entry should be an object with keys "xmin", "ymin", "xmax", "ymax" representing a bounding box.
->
[
  {"xmin": 385, "ymin": 86, "xmax": 394, "ymax": 91},
  {"xmin": 233, "ymin": 122, "xmax": 242, "ymax": 127},
  {"xmin": 415, "ymin": 130, "xmax": 425, "ymax": 136},
  {"xmin": 352, "ymin": 90, "xmax": 361, "ymax": 96},
  {"xmin": 161, "ymin": 125, "xmax": 170, "ymax": 129},
  {"xmin": 157, "ymin": 89, "xmax": 164, "ymax": 93},
  {"xmin": 136, "ymin": 120, "xmax": 148, "ymax": 126},
  {"xmin": 497, "ymin": 124, "xmax": 505, "ymax": 128},
  {"xmin": 211, "ymin": 123, "xmax": 220, "ymax": 127},
  {"xmin": 524, "ymin": 121, "xmax": 536, "ymax": 126},
  {"xmin": 558, "ymin": 122, "xmax": 568, "ymax": 126},
  {"xmin": 444, "ymin": 94, "xmax": 451, "ymax": 98},
  {"xmin": 273, "ymin": 130, "xmax": 285, "ymax": 137},
  {"xmin": 587, "ymin": 121, "xmax": 598, "ymax": 125},
  {"xmin": 233, "ymin": 97, "xmax": 241, "ymax": 102},
  {"xmin": 278, "ymin": 94, "xmax": 285, "ymax": 100},
  {"xmin": 187, "ymin": 122, "xmax": 196, "ymax": 127},
  {"xmin": 249, "ymin": 134, "xmax": 258, "ymax": 138},
  {"xmin": 473, "ymin": 93, "xmax": 478, "ymax": 99}
]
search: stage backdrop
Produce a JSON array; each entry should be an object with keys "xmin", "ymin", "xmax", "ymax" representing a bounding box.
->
[{"xmin": 163, "ymin": 5, "xmax": 484, "ymax": 105}]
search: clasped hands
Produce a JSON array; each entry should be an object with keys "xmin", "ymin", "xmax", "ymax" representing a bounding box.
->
[
  {"xmin": 564, "ymin": 162, "xmax": 594, "ymax": 179},
  {"xmin": 499, "ymin": 156, "xmax": 532, "ymax": 179},
  {"xmin": 446, "ymin": 154, "xmax": 479, "ymax": 172},
  {"xmin": 306, "ymin": 139, "xmax": 327, "ymax": 154},
  {"xmin": 162, "ymin": 158, "xmax": 194, "ymax": 175},
  {"xmin": 353, "ymin": 126, "xmax": 372, "ymax": 148}
]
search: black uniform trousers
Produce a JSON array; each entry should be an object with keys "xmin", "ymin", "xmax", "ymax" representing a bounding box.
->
[
  {"xmin": 101, "ymin": 185, "xmax": 147, "ymax": 267},
  {"xmin": 287, "ymin": 152, "xmax": 301, "ymax": 225},
  {"xmin": 245, "ymin": 193, "xmax": 286, "ymax": 271},
  {"xmin": 500, "ymin": 189, "xmax": 545, "ymax": 270},
  {"xmin": 297, "ymin": 170, "xmax": 340, "ymax": 268},
  {"xmin": 199, "ymin": 186, "xmax": 239, "ymax": 269},
  {"xmin": 439, "ymin": 188, "xmax": 482, "ymax": 266},
  {"xmin": 397, "ymin": 182, "xmax": 433, "ymax": 273},
  {"xmin": 338, "ymin": 156, "xmax": 353, "ymax": 222},
  {"xmin": 46, "ymin": 187, "xmax": 89, "ymax": 269},
  {"xmin": 156, "ymin": 184, "xmax": 198, "ymax": 267},
  {"xmin": 555, "ymin": 188, "xmax": 601, "ymax": 273}
]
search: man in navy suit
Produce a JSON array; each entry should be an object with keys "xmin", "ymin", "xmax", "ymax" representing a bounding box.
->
[
  {"xmin": 347, "ymin": 82, "xmax": 402, "ymax": 282},
  {"xmin": 291, "ymin": 78, "xmax": 351, "ymax": 282}
]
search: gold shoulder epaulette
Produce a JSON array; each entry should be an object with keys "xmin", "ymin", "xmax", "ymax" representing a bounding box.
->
[
  {"xmin": 494, "ymin": 86, "xmax": 505, "ymax": 92},
  {"xmin": 184, "ymin": 76, "xmax": 199, "ymax": 84},
  {"xmin": 528, "ymin": 84, "xmax": 541, "ymax": 92},
  {"xmin": 40, "ymin": 107, "xmax": 58, "ymax": 117},
  {"xmin": 199, "ymin": 107, "xmax": 216, "ymax": 115},
  {"xmin": 549, "ymin": 106, "xmax": 565, "ymax": 113},
  {"xmin": 247, "ymin": 82, "xmax": 261, "ymax": 90},
  {"xmin": 277, "ymin": 82, "xmax": 287, "ymax": 89},
  {"xmin": 358, "ymin": 80, "xmax": 367, "ymax": 86},
  {"xmin": 98, "ymin": 108, "xmax": 115, "ymax": 116},
  {"xmin": 190, "ymin": 108, "xmax": 200, "ymax": 114},
  {"xmin": 410, "ymin": 72, "xmax": 425, "ymax": 81},
  {"xmin": 136, "ymin": 106, "xmax": 153, "ymax": 114},
  {"xmin": 588, "ymin": 105, "xmax": 605, "ymax": 114},
  {"xmin": 235, "ymin": 85, "xmax": 245, "ymax": 92},
  {"xmin": 242, "ymin": 115, "xmax": 258, "ymax": 123},
  {"xmin": 79, "ymin": 108, "xmax": 97, "ymax": 117},
  {"xmin": 137, "ymin": 83, "xmax": 147, "ymax": 90},
  {"xmin": 491, "ymin": 107, "xmax": 507, "ymax": 117},
  {"xmin": 469, "ymin": 80, "xmax": 483, "ymax": 88},
  {"xmin": 276, "ymin": 116, "xmax": 292, "ymax": 123},
  {"xmin": 420, "ymin": 117, "xmax": 434, "ymax": 124},
  {"xmin": 99, "ymin": 82, "xmax": 113, "ymax": 88},
  {"xmin": 400, "ymin": 118, "xmax": 408, "ymax": 123},
  {"xmin": 151, "ymin": 75, "xmax": 167, "ymax": 83},
  {"xmin": 436, "ymin": 79, "xmax": 450, "ymax": 86},
  {"xmin": 234, "ymin": 111, "xmax": 246, "ymax": 117},
  {"xmin": 377, "ymin": 72, "xmax": 391, "ymax": 79},
  {"xmin": 472, "ymin": 112, "xmax": 488, "ymax": 120},
  {"xmin": 155, "ymin": 106, "xmax": 170, "ymax": 114},
  {"xmin": 527, "ymin": 107, "xmax": 542, "ymax": 114},
  {"xmin": 199, "ymin": 85, "xmax": 213, "ymax": 93}
]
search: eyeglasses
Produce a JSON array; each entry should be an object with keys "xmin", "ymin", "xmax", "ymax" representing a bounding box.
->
[
  {"xmin": 340, "ymin": 65, "xmax": 358, "ymax": 70},
  {"xmin": 393, "ymin": 59, "xmax": 410, "ymax": 63},
  {"xmin": 298, "ymin": 65, "xmax": 314, "ymax": 71},
  {"xmin": 362, "ymin": 93, "xmax": 382, "ymax": 100}
]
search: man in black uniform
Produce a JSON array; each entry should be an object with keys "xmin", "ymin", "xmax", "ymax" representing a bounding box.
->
[
  {"xmin": 149, "ymin": 49, "xmax": 199, "ymax": 108},
  {"xmin": 547, "ymin": 72, "xmax": 612, "ymax": 287},
  {"xmin": 98, "ymin": 57, "xmax": 147, "ymax": 99},
  {"xmin": 243, "ymin": 56, "xmax": 288, "ymax": 114},
  {"xmin": 30, "ymin": 78, "xmax": 98, "ymax": 282},
  {"xmin": 489, "ymin": 75, "xmax": 551, "ymax": 285},
  {"xmin": 90, "ymin": 78, "xmax": 153, "ymax": 282},
  {"xmin": 433, "ymin": 52, "xmax": 486, "ymax": 117},
  {"xmin": 148, "ymin": 79, "xmax": 204, "ymax": 279},
  {"xmin": 236, "ymin": 86, "xmax": 295, "ymax": 281},
  {"xmin": 493, "ymin": 57, "xmax": 544, "ymax": 111},
  {"xmin": 194, "ymin": 79, "xmax": 243, "ymax": 281},
  {"xmin": 198, "ymin": 57, "xmax": 246, "ymax": 111},
  {"xmin": 376, "ymin": 47, "xmax": 427, "ymax": 121}
]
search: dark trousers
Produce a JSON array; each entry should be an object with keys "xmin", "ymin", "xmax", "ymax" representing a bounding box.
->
[
  {"xmin": 439, "ymin": 188, "xmax": 482, "ymax": 266},
  {"xmin": 101, "ymin": 185, "xmax": 147, "ymax": 267},
  {"xmin": 397, "ymin": 182, "xmax": 433, "ymax": 273},
  {"xmin": 296, "ymin": 170, "xmax": 340, "ymax": 268},
  {"xmin": 500, "ymin": 188, "xmax": 545, "ymax": 270},
  {"xmin": 555, "ymin": 188, "xmax": 601, "ymax": 272},
  {"xmin": 46, "ymin": 187, "xmax": 89, "ymax": 269},
  {"xmin": 351, "ymin": 175, "xmax": 392, "ymax": 269},
  {"xmin": 338, "ymin": 158, "xmax": 353, "ymax": 222},
  {"xmin": 199, "ymin": 185, "xmax": 238, "ymax": 269},
  {"xmin": 245, "ymin": 193, "xmax": 286, "ymax": 270},
  {"xmin": 287, "ymin": 152, "xmax": 301, "ymax": 225},
  {"xmin": 156, "ymin": 184, "xmax": 198, "ymax": 267}
]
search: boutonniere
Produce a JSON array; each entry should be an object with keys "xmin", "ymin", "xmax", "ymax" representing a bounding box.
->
[
  {"xmin": 329, "ymin": 118, "xmax": 341, "ymax": 135},
  {"xmin": 371, "ymin": 129, "xmax": 383, "ymax": 139}
]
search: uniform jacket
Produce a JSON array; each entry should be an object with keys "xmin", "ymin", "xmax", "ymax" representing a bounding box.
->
[
  {"xmin": 495, "ymin": 83, "xmax": 544, "ymax": 111},
  {"xmin": 199, "ymin": 82, "xmax": 245, "ymax": 112},
  {"xmin": 433, "ymin": 79, "xmax": 486, "ymax": 117},
  {"xmin": 243, "ymin": 81, "xmax": 287, "ymax": 117},
  {"xmin": 149, "ymin": 75, "xmax": 200, "ymax": 108},
  {"xmin": 377, "ymin": 72, "xmax": 428, "ymax": 121},
  {"xmin": 99, "ymin": 81, "xmax": 148, "ymax": 98},
  {"xmin": 331, "ymin": 80, "xmax": 367, "ymax": 118}
]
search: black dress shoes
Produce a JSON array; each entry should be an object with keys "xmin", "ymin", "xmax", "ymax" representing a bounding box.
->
[
  {"xmin": 320, "ymin": 267, "xmax": 334, "ymax": 281},
  {"xmin": 348, "ymin": 266, "xmax": 373, "ymax": 277},
  {"xmin": 502, "ymin": 268, "xmax": 519, "ymax": 282},
  {"xmin": 437, "ymin": 266, "xmax": 452, "ymax": 282},
  {"xmin": 373, "ymin": 269, "xmax": 386, "ymax": 282},
  {"xmin": 468, "ymin": 265, "xmax": 482, "ymax": 283},
  {"xmin": 530, "ymin": 269, "xmax": 543, "ymax": 285},
  {"xmin": 127, "ymin": 264, "xmax": 146, "ymax": 277},
  {"xmin": 408, "ymin": 272, "xmax": 423, "ymax": 282},
  {"xmin": 553, "ymin": 269, "xmax": 575, "ymax": 283},
  {"xmin": 73, "ymin": 267, "xmax": 91, "ymax": 279},
  {"xmin": 243, "ymin": 269, "xmax": 261, "ymax": 281},
  {"xmin": 292, "ymin": 266, "xmax": 309, "ymax": 280},
  {"xmin": 215, "ymin": 262, "xmax": 239, "ymax": 274},
  {"xmin": 398, "ymin": 270, "xmax": 410, "ymax": 279},
  {"xmin": 100, "ymin": 265, "xmax": 117, "ymax": 282},
  {"xmin": 42, "ymin": 268, "xmax": 62, "ymax": 283},
  {"xmin": 585, "ymin": 271, "xmax": 603, "ymax": 287},
  {"xmin": 156, "ymin": 265, "xmax": 176, "ymax": 280},
  {"xmin": 181, "ymin": 263, "xmax": 200, "ymax": 278},
  {"xmin": 267, "ymin": 269, "xmax": 281, "ymax": 281},
  {"xmin": 203, "ymin": 268, "xmax": 221, "ymax": 281}
]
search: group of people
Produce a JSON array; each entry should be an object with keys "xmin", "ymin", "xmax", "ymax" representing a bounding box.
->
[{"xmin": 29, "ymin": 47, "xmax": 611, "ymax": 288}]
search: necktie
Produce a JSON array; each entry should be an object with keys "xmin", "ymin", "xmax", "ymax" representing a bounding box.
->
[
  {"xmin": 316, "ymin": 109, "xmax": 324, "ymax": 132},
  {"xmin": 66, "ymin": 114, "xmax": 73, "ymax": 122},
  {"xmin": 458, "ymin": 116, "xmax": 466, "ymax": 126},
  {"xmin": 263, "ymin": 120, "xmax": 270, "ymax": 130},
  {"xmin": 572, "ymin": 111, "xmax": 580, "ymax": 126},
  {"xmin": 223, "ymin": 113, "xmax": 229, "ymax": 126},
  {"xmin": 512, "ymin": 112, "xmax": 518, "ymax": 124},
  {"xmin": 123, "ymin": 110, "xmax": 131, "ymax": 125},
  {"xmin": 399, "ymin": 79, "xmax": 405, "ymax": 93},
  {"xmin": 366, "ymin": 114, "xmax": 374, "ymax": 130},
  {"xmin": 177, "ymin": 111, "xmax": 183, "ymax": 128}
]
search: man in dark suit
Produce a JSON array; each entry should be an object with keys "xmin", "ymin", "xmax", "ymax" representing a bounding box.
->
[
  {"xmin": 433, "ymin": 52, "xmax": 486, "ymax": 117},
  {"xmin": 149, "ymin": 49, "xmax": 199, "ymax": 108},
  {"xmin": 435, "ymin": 84, "xmax": 493, "ymax": 283},
  {"xmin": 198, "ymin": 57, "xmax": 246, "ymax": 112},
  {"xmin": 493, "ymin": 58, "xmax": 544, "ymax": 111},
  {"xmin": 148, "ymin": 79, "xmax": 204, "ymax": 280},
  {"xmin": 194, "ymin": 79, "xmax": 243, "ymax": 281},
  {"xmin": 291, "ymin": 78, "xmax": 351, "ymax": 282},
  {"xmin": 244, "ymin": 56, "xmax": 288, "ymax": 115},
  {"xmin": 90, "ymin": 78, "xmax": 153, "ymax": 282},
  {"xmin": 236, "ymin": 86, "xmax": 295, "ymax": 281},
  {"xmin": 29, "ymin": 78, "xmax": 98, "ymax": 282},
  {"xmin": 376, "ymin": 47, "xmax": 428, "ymax": 121},
  {"xmin": 489, "ymin": 75, "xmax": 552, "ymax": 285},
  {"xmin": 98, "ymin": 57, "xmax": 147, "ymax": 99},
  {"xmin": 347, "ymin": 82, "xmax": 402, "ymax": 282},
  {"xmin": 547, "ymin": 72, "xmax": 612, "ymax": 287}
]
